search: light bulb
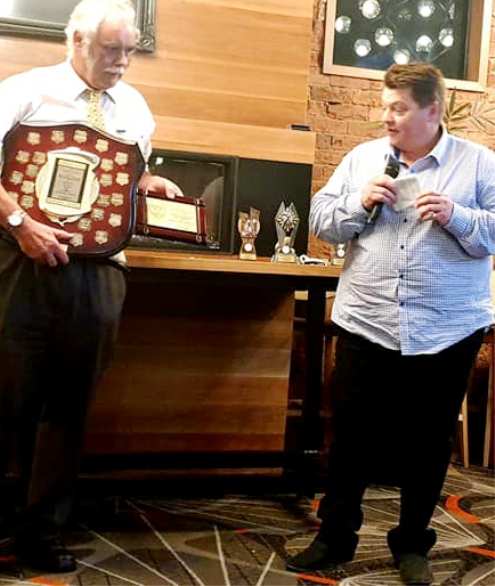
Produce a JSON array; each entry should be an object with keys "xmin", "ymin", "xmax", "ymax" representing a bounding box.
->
[
  {"xmin": 416, "ymin": 35, "xmax": 433, "ymax": 52},
  {"xmin": 360, "ymin": 0, "xmax": 381, "ymax": 20},
  {"xmin": 335, "ymin": 16, "xmax": 351, "ymax": 34},
  {"xmin": 439, "ymin": 27, "xmax": 454, "ymax": 47},
  {"xmin": 354, "ymin": 39, "xmax": 372, "ymax": 57},
  {"xmin": 375, "ymin": 27, "xmax": 394, "ymax": 47},
  {"xmin": 418, "ymin": 0, "xmax": 436, "ymax": 18},
  {"xmin": 394, "ymin": 48, "xmax": 411, "ymax": 65}
]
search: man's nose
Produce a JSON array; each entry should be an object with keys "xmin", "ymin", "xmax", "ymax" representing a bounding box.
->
[{"xmin": 115, "ymin": 52, "xmax": 129, "ymax": 67}]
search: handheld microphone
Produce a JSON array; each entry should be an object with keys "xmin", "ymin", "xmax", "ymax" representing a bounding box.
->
[{"xmin": 367, "ymin": 153, "xmax": 400, "ymax": 224}]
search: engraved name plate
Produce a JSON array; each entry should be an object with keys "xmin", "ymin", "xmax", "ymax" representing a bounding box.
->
[
  {"xmin": 47, "ymin": 158, "xmax": 89, "ymax": 209},
  {"xmin": 146, "ymin": 196, "xmax": 198, "ymax": 233}
]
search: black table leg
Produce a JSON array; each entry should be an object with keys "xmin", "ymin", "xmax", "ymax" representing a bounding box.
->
[{"xmin": 298, "ymin": 284, "xmax": 327, "ymax": 495}]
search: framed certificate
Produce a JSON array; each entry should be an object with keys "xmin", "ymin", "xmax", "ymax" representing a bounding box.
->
[{"xmin": 136, "ymin": 190, "xmax": 207, "ymax": 244}]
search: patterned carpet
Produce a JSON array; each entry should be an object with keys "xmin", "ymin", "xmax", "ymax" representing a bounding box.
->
[{"xmin": 0, "ymin": 465, "xmax": 493, "ymax": 585}]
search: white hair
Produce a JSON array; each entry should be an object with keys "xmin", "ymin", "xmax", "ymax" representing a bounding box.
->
[{"xmin": 65, "ymin": 0, "xmax": 139, "ymax": 57}]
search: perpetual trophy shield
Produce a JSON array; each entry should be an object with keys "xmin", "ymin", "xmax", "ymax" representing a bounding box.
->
[{"xmin": 1, "ymin": 121, "xmax": 145, "ymax": 256}]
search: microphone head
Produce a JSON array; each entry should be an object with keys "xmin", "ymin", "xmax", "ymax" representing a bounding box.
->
[{"xmin": 384, "ymin": 154, "xmax": 400, "ymax": 178}]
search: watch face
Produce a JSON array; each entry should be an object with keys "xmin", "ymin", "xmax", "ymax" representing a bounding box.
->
[{"xmin": 8, "ymin": 211, "xmax": 24, "ymax": 227}]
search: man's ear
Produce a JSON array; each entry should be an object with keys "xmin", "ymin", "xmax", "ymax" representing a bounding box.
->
[
  {"xmin": 428, "ymin": 100, "xmax": 441, "ymax": 123},
  {"xmin": 73, "ymin": 31, "xmax": 85, "ymax": 50}
]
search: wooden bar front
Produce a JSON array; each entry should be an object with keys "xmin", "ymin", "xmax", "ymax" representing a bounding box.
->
[{"xmin": 83, "ymin": 251, "xmax": 339, "ymax": 473}]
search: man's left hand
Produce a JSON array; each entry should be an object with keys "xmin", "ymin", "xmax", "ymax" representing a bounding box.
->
[
  {"xmin": 139, "ymin": 172, "xmax": 184, "ymax": 199},
  {"xmin": 415, "ymin": 192, "xmax": 453, "ymax": 226}
]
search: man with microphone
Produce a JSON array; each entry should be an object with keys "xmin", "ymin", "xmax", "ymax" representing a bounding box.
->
[{"xmin": 287, "ymin": 63, "xmax": 495, "ymax": 585}]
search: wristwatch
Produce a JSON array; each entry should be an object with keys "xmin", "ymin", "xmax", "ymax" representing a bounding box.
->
[{"xmin": 6, "ymin": 209, "xmax": 27, "ymax": 231}]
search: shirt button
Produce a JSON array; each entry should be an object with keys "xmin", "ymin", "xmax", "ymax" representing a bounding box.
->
[
  {"xmin": 400, "ymin": 245, "xmax": 405, "ymax": 250},
  {"xmin": 400, "ymin": 302, "xmax": 405, "ymax": 307},
  {"xmin": 404, "ymin": 218, "xmax": 408, "ymax": 223},
  {"xmin": 399, "ymin": 274, "xmax": 404, "ymax": 279}
]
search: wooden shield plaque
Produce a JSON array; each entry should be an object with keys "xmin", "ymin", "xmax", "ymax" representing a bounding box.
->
[
  {"xmin": 136, "ymin": 189, "xmax": 207, "ymax": 244},
  {"xmin": 1, "ymin": 122, "xmax": 145, "ymax": 256}
]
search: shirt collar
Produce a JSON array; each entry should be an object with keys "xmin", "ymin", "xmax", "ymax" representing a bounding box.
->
[
  {"xmin": 388, "ymin": 125, "xmax": 450, "ymax": 167},
  {"xmin": 58, "ymin": 60, "xmax": 118, "ymax": 103},
  {"xmin": 427, "ymin": 125, "xmax": 450, "ymax": 165}
]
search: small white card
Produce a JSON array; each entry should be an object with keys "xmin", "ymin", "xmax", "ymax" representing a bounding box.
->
[{"xmin": 392, "ymin": 176, "xmax": 421, "ymax": 212}]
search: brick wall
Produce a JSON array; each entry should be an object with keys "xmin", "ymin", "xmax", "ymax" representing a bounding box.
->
[{"xmin": 308, "ymin": 0, "xmax": 495, "ymax": 257}]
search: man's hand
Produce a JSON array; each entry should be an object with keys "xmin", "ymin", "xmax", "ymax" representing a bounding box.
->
[
  {"xmin": 415, "ymin": 192, "xmax": 453, "ymax": 226},
  {"xmin": 361, "ymin": 175, "xmax": 398, "ymax": 212},
  {"xmin": 139, "ymin": 172, "xmax": 184, "ymax": 199},
  {"xmin": 14, "ymin": 216, "xmax": 73, "ymax": 267}
]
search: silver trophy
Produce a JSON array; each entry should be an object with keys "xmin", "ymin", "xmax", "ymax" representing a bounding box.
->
[
  {"xmin": 272, "ymin": 201, "xmax": 299, "ymax": 263},
  {"xmin": 237, "ymin": 207, "xmax": 260, "ymax": 260}
]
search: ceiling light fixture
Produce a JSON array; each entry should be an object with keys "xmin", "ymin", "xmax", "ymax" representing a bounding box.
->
[
  {"xmin": 375, "ymin": 27, "xmax": 394, "ymax": 47},
  {"xmin": 418, "ymin": 0, "xmax": 436, "ymax": 18},
  {"xmin": 439, "ymin": 27, "xmax": 454, "ymax": 47},
  {"xmin": 335, "ymin": 15, "xmax": 352, "ymax": 34},
  {"xmin": 360, "ymin": 0, "xmax": 381, "ymax": 20},
  {"xmin": 416, "ymin": 34, "xmax": 433, "ymax": 52},
  {"xmin": 394, "ymin": 48, "xmax": 411, "ymax": 64},
  {"xmin": 354, "ymin": 38, "xmax": 372, "ymax": 57}
]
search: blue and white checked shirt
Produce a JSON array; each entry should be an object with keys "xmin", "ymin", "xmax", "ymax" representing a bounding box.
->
[{"xmin": 311, "ymin": 130, "xmax": 495, "ymax": 355}]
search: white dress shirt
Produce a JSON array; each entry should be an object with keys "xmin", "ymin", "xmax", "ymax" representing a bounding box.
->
[
  {"xmin": 0, "ymin": 60, "xmax": 155, "ymax": 160},
  {"xmin": 310, "ymin": 131, "xmax": 495, "ymax": 355},
  {"xmin": 0, "ymin": 60, "xmax": 156, "ymax": 263}
]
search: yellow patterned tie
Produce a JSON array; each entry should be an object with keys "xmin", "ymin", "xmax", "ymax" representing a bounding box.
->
[{"xmin": 85, "ymin": 89, "xmax": 106, "ymax": 130}]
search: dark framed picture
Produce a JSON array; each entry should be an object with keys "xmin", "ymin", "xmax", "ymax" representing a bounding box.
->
[
  {"xmin": 0, "ymin": 0, "xmax": 156, "ymax": 52},
  {"xmin": 323, "ymin": 0, "xmax": 492, "ymax": 92}
]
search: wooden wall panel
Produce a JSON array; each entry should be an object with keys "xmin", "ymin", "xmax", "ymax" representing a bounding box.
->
[
  {"xmin": 0, "ymin": 0, "xmax": 315, "ymax": 163},
  {"xmin": 139, "ymin": 0, "xmax": 311, "ymax": 126},
  {"xmin": 151, "ymin": 114, "xmax": 315, "ymax": 163}
]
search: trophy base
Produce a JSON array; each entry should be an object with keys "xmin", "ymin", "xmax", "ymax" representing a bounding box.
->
[
  {"xmin": 239, "ymin": 243, "xmax": 257, "ymax": 261},
  {"xmin": 271, "ymin": 249, "xmax": 298, "ymax": 263}
]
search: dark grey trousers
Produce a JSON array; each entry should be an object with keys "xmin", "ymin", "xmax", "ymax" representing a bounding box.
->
[{"xmin": 0, "ymin": 238, "xmax": 126, "ymax": 534}]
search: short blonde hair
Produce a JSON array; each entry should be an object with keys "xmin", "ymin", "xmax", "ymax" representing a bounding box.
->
[
  {"xmin": 65, "ymin": 0, "xmax": 139, "ymax": 58},
  {"xmin": 384, "ymin": 63, "xmax": 446, "ymax": 116}
]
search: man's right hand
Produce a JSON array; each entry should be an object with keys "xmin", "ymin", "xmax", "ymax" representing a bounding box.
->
[
  {"xmin": 13, "ymin": 216, "xmax": 73, "ymax": 267},
  {"xmin": 361, "ymin": 175, "xmax": 398, "ymax": 212}
]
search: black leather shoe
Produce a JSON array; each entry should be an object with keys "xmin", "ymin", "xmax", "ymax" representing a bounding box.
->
[
  {"xmin": 16, "ymin": 534, "xmax": 76, "ymax": 573},
  {"xmin": 286, "ymin": 536, "xmax": 355, "ymax": 572},
  {"xmin": 396, "ymin": 553, "xmax": 433, "ymax": 585}
]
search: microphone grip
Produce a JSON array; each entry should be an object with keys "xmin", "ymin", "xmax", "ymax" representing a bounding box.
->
[
  {"xmin": 367, "ymin": 154, "xmax": 399, "ymax": 225},
  {"xmin": 367, "ymin": 202, "xmax": 383, "ymax": 224}
]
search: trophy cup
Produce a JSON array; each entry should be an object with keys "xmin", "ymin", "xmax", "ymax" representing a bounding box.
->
[
  {"xmin": 237, "ymin": 207, "xmax": 260, "ymax": 260},
  {"xmin": 272, "ymin": 201, "xmax": 299, "ymax": 263}
]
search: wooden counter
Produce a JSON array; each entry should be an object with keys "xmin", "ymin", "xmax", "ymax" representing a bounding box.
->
[
  {"xmin": 83, "ymin": 250, "xmax": 339, "ymax": 475},
  {"xmin": 124, "ymin": 249, "xmax": 340, "ymax": 277}
]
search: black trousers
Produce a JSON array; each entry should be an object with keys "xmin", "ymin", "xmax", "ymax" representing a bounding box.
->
[
  {"xmin": 317, "ymin": 326, "xmax": 484, "ymax": 555},
  {"xmin": 0, "ymin": 239, "xmax": 126, "ymax": 534}
]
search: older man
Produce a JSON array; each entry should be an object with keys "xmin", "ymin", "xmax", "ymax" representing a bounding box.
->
[
  {"xmin": 0, "ymin": 0, "xmax": 178, "ymax": 573},
  {"xmin": 287, "ymin": 64, "xmax": 495, "ymax": 585}
]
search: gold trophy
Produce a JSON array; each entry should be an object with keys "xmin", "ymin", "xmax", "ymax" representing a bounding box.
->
[
  {"xmin": 272, "ymin": 201, "xmax": 299, "ymax": 263},
  {"xmin": 237, "ymin": 207, "xmax": 260, "ymax": 260}
]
